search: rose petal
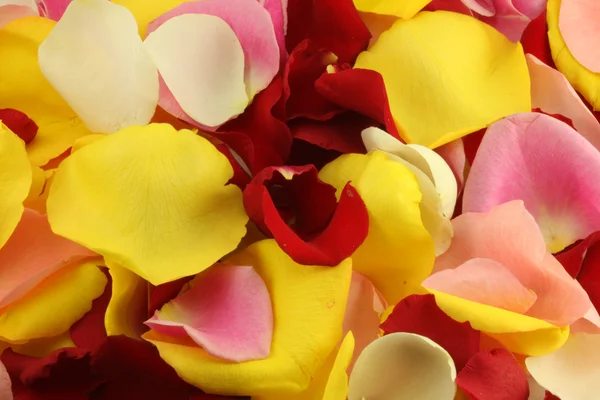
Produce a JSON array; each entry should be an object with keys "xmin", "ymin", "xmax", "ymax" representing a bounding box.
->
[
  {"xmin": 527, "ymin": 55, "xmax": 600, "ymax": 150},
  {"xmin": 435, "ymin": 139, "xmax": 466, "ymax": 194},
  {"xmin": 348, "ymin": 332, "xmax": 457, "ymax": 400},
  {"xmin": 521, "ymin": 11, "xmax": 554, "ymax": 67},
  {"xmin": 143, "ymin": 13, "xmax": 248, "ymax": 128},
  {"xmin": 0, "ymin": 0, "xmax": 38, "ymax": 30},
  {"xmin": 46, "ymin": 124, "xmax": 248, "ymax": 286},
  {"xmin": 0, "ymin": 360, "xmax": 11, "ymax": 400},
  {"xmin": 111, "ymin": 0, "xmax": 191, "ymax": 37},
  {"xmin": 0, "ymin": 17, "xmax": 91, "ymax": 166},
  {"xmin": 38, "ymin": 0, "xmax": 159, "ymax": 134},
  {"xmin": 0, "ymin": 209, "xmax": 96, "ymax": 309},
  {"xmin": 262, "ymin": 0, "xmax": 288, "ymax": 63},
  {"xmin": 456, "ymin": 348, "xmax": 529, "ymax": 400},
  {"xmin": 352, "ymin": 0, "xmax": 431, "ymax": 19},
  {"xmin": 144, "ymin": 240, "xmax": 353, "ymax": 395},
  {"xmin": 424, "ymin": 258, "xmax": 538, "ymax": 314},
  {"xmin": 354, "ymin": 11, "xmax": 530, "ymax": 148},
  {"xmin": 526, "ymin": 333, "xmax": 600, "ymax": 400},
  {"xmin": 0, "ymin": 124, "xmax": 31, "ymax": 249},
  {"xmin": 319, "ymin": 151, "xmax": 435, "ymax": 304},
  {"xmin": 381, "ymin": 294, "xmax": 480, "ymax": 371},
  {"xmin": 0, "ymin": 109, "xmax": 38, "ymax": 144},
  {"xmin": 463, "ymin": 113, "xmax": 600, "ymax": 253},
  {"xmin": 146, "ymin": 265, "xmax": 273, "ymax": 363},
  {"xmin": 558, "ymin": 0, "xmax": 600, "ymax": 73},
  {"xmin": 38, "ymin": 0, "xmax": 72, "ymax": 20}
]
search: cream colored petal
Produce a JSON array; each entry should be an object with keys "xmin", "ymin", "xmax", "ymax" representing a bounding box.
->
[{"xmin": 38, "ymin": 0, "xmax": 159, "ymax": 134}]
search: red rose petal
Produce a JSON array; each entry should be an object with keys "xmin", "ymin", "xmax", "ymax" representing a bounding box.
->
[
  {"xmin": 456, "ymin": 348, "xmax": 530, "ymax": 400},
  {"xmin": 521, "ymin": 11, "xmax": 555, "ymax": 68},
  {"xmin": 380, "ymin": 294, "xmax": 480, "ymax": 370},
  {"xmin": 578, "ymin": 236, "xmax": 600, "ymax": 311},
  {"xmin": 287, "ymin": 139, "xmax": 342, "ymax": 170},
  {"xmin": 0, "ymin": 108, "xmax": 38, "ymax": 144}
]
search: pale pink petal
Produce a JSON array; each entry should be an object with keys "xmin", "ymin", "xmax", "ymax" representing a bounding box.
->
[
  {"xmin": 146, "ymin": 265, "xmax": 273, "ymax": 363},
  {"xmin": 261, "ymin": 0, "xmax": 287, "ymax": 63},
  {"xmin": 571, "ymin": 306, "xmax": 600, "ymax": 334},
  {"xmin": 463, "ymin": 112, "xmax": 600, "ymax": 254},
  {"xmin": 0, "ymin": 360, "xmax": 11, "ymax": 400},
  {"xmin": 343, "ymin": 272, "xmax": 386, "ymax": 370},
  {"xmin": 424, "ymin": 258, "xmax": 537, "ymax": 314},
  {"xmin": 527, "ymin": 54, "xmax": 600, "ymax": 151},
  {"xmin": 0, "ymin": 209, "xmax": 96, "ymax": 309},
  {"xmin": 38, "ymin": 0, "xmax": 72, "ymax": 20},
  {"xmin": 559, "ymin": 0, "xmax": 600, "ymax": 73},
  {"xmin": 0, "ymin": 0, "xmax": 38, "ymax": 30},
  {"xmin": 461, "ymin": 0, "xmax": 495, "ymax": 16},
  {"xmin": 435, "ymin": 139, "xmax": 466, "ymax": 197},
  {"xmin": 146, "ymin": 0, "xmax": 279, "ymax": 124}
]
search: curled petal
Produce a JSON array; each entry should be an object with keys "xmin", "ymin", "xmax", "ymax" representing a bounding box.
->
[
  {"xmin": 38, "ymin": 0, "xmax": 159, "ymax": 134},
  {"xmin": 354, "ymin": 11, "xmax": 530, "ymax": 148},
  {"xmin": 144, "ymin": 240, "xmax": 353, "ymax": 395},
  {"xmin": 0, "ymin": 109, "xmax": 38, "ymax": 144},
  {"xmin": 463, "ymin": 113, "xmax": 600, "ymax": 253},
  {"xmin": 143, "ymin": 13, "xmax": 248, "ymax": 128},
  {"xmin": 46, "ymin": 124, "xmax": 248, "ymax": 286},
  {"xmin": 348, "ymin": 332, "xmax": 457, "ymax": 400},
  {"xmin": 146, "ymin": 265, "xmax": 273, "ymax": 363},
  {"xmin": 0, "ymin": 124, "xmax": 31, "ymax": 248},
  {"xmin": 526, "ymin": 333, "xmax": 600, "ymax": 400},
  {"xmin": 319, "ymin": 151, "xmax": 435, "ymax": 304}
]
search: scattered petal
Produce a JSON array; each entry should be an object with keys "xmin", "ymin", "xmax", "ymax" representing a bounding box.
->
[
  {"xmin": 0, "ymin": 109, "xmax": 37, "ymax": 144},
  {"xmin": 558, "ymin": 0, "xmax": 600, "ymax": 73},
  {"xmin": 352, "ymin": 0, "xmax": 430, "ymax": 19},
  {"xmin": 0, "ymin": 360, "xmax": 11, "ymax": 400},
  {"xmin": 0, "ymin": 0, "xmax": 38, "ymax": 30}
]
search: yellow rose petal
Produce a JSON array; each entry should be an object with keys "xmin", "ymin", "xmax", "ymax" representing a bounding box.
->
[
  {"xmin": 0, "ymin": 123, "xmax": 31, "ymax": 248},
  {"xmin": 145, "ymin": 240, "xmax": 353, "ymax": 396},
  {"xmin": 0, "ymin": 262, "xmax": 107, "ymax": 343},
  {"xmin": 319, "ymin": 151, "xmax": 435, "ymax": 304},
  {"xmin": 47, "ymin": 123, "xmax": 248, "ymax": 285},
  {"xmin": 355, "ymin": 11, "xmax": 530, "ymax": 148},
  {"xmin": 548, "ymin": 0, "xmax": 600, "ymax": 110},
  {"xmin": 429, "ymin": 290, "xmax": 569, "ymax": 356},
  {"xmin": 0, "ymin": 17, "xmax": 90, "ymax": 166},
  {"xmin": 112, "ymin": 0, "xmax": 193, "ymax": 38},
  {"xmin": 354, "ymin": 0, "xmax": 431, "ymax": 19},
  {"xmin": 105, "ymin": 260, "xmax": 148, "ymax": 339}
]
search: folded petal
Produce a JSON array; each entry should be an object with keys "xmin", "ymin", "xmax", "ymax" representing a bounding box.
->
[
  {"xmin": 105, "ymin": 261, "xmax": 148, "ymax": 339},
  {"xmin": 0, "ymin": 209, "xmax": 96, "ymax": 309},
  {"xmin": 0, "ymin": 124, "xmax": 31, "ymax": 248},
  {"xmin": 354, "ymin": 11, "xmax": 530, "ymax": 148},
  {"xmin": 463, "ymin": 113, "xmax": 600, "ymax": 253},
  {"xmin": 143, "ymin": 13, "xmax": 247, "ymax": 128},
  {"xmin": 456, "ymin": 348, "xmax": 530, "ymax": 400},
  {"xmin": 144, "ymin": 239, "xmax": 353, "ymax": 396},
  {"xmin": 526, "ymin": 333, "xmax": 600, "ymax": 400},
  {"xmin": 0, "ymin": 17, "xmax": 91, "ymax": 166},
  {"xmin": 527, "ymin": 55, "xmax": 600, "ymax": 150},
  {"xmin": 146, "ymin": 265, "xmax": 273, "ymax": 363},
  {"xmin": 46, "ymin": 124, "xmax": 248, "ymax": 286},
  {"xmin": 348, "ymin": 332, "xmax": 457, "ymax": 400},
  {"xmin": 352, "ymin": 0, "xmax": 431, "ymax": 18},
  {"xmin": 319, "ymin": 151, "xmax": 435, "ymax": 304},
  {"xmin": 0, "ymin": 360, "xmax": 11, "ymax": 400},
  {"xmin": 38, "ymin": 0, "xmax": 159, "ymax": 134},
  {"xmin": 558, "ymin": 0, "xmax": 600, "ymax": 73},
  {"xmin": 0, "ymin": 262, "xmax": 107, "ymax": 343},
  {"xmin": 424, "ymin": 258, "xmax": 538, "ymax": 314}
]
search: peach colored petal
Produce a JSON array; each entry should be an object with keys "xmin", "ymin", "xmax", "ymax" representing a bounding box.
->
[
  {"xmin": 424, "ymin": 258, "xmax": 537, "ymax": 314},
  {"xmin": 463, "ymin": 112, "xmax": 600, "ymax": 253},
  {"xmin": 0, "ymin": 209, "xmax": 95, "ymax": 309},
  {"xmin": 0, "ymin": 360, "xmax": 11, "ymax": 400},
  {"xmin": 558, "ymin": 0, "xmax": 600, "ymax": 73},
  {"xmin": 146, "ymin": 265, "xmax": 273, "ymax": 363},
  {"xmin": 527, "ymin": 54, "xmax": 600, "ymax": 150}
]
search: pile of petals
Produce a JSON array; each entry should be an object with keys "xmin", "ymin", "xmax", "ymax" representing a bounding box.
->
[{"xmin": 2, "ymin": 0, "xmax": 600, "ymax": 398}]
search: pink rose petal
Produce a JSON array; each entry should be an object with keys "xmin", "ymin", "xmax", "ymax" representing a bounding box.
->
[
  {"xmin": 146, "ymin": 265, "xmax": 273, "ymax": 363},
  {"xmin": 261, "ymin": 0, "xmax": 288, "ymax": 63},
  {"xmin": 463, "ymin": 112, "xmax": 600, "ymax": 254},
  {"xmin": 38, "ymin": 0, "xmax": 72, "ymax": 20},
  {"xmin": 559, "ymin": 0, "xmax": 600, "ymax": 73}
]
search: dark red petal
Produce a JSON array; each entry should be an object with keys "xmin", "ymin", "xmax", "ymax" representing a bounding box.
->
[
  {"xmin": 0, "ymin": 108, "xmax": 38, "ymax": 144},
  {"xmin": 286, "ymin": 0, "xmax": 370, "ymax": 64},
  {"xmin": 289, "ymin": 113, "xmax": 371, "ymax": 154},
  {"xmin": 521, "ymin": 11, "xmax": 555, "ymax": 68},
  {"xmin": 462, "ymin": 128, "xmax": 486, "ymax": 166},
  {"xmin": 287, "ymin": 139, "xmax": 343, "ymax": 170},
  {"xmin": 555, "ymin": 231, "xmax": 600, "ymax": 278},
  {"xmin": 147, "ymin": 277, "xmax": 192, "ymax": 317},
  {"xmin": 218, "ymin": 77, "xmax": 292, "ymax": 174},
  {"xmin": 284, "ymin": 40, "xmax": 343, "ymax": 121},
  {"xmin": 545, "ymin": 392, "xmax": 561, "ymax": 399},
  {"xmin": 380, "ymin": 294, "xmax": 480, "ymax": 370},
  {"xmin": 577, "ymin": 236, "xmax": 600, "ymax": 311},
  {"xmin": 315, "ymin": 68, "xmax": 400, "ymax": 139},
  {"xmin": 70, "ymin": 269, "xmax": 112, "ymax": 350},
  {"xmin": 456, "ymin": 348, "xmax": 529, "ymax": 400}
]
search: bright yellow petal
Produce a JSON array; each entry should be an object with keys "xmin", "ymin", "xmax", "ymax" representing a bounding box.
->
[
  {"xmin": 354, "ymin": 0, "xmax": 431, "ymax": 19},
  {"xmin": 105, "ymin": 260, "xmax": 148, "ymax": 339},
  {"xmin": 0, "ymin": 17, "xmax": 91, "ymax": 166},
  {"xmin": 0, "ymin": 262, "xmax": 107, "ymax": 343},
  {"xmin": 10, "ymin": 331, "xmax": 75, "ymax": 357},
  {"xmin": 0, "ymin": 123, "xmax": 31, "ymax": 248},
  {"xmin": 319, "ymin": 151, "xmax": 435, "ymax": 304},
  {"xmin": 547, "ymin": 0, "xmax": 600, "ymax": 110},
  {"xmin": 46, "ymin": 123, "xmax": 248, "ymax": 285},
  {"xmin": 354, "ymin": 11, "xmax": 530, "ymax": 148},
  {"xmin": 428, "ymin": 290, "xmax": 569, "ymax": 356},
  {"xmin": 71, "ymin": 134, "xmax": 106, "ymax": 153},
  {"xmin": 112, "ymin": 0, "xmax": 193, "ymax": 38},
  {"xmin": 144, "ymin": 239, "xmax": 353, "ymax": 396}
]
